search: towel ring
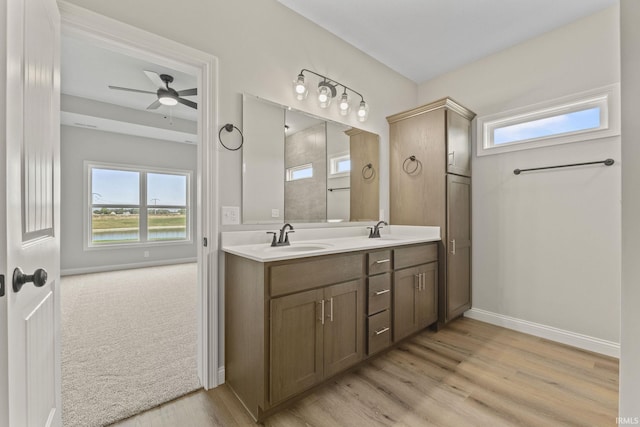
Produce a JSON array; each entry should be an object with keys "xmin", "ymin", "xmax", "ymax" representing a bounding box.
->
[
  {"xmin": 362, "ymin": 163, "xmax": 375, "ymax": 180},
  {"xmin": 402, "ymin": 155, "xmax": 421, "ymax": 174},
  {"xmin": 218, "ymin": 123, "xmax": 243, "ymax": 151}
]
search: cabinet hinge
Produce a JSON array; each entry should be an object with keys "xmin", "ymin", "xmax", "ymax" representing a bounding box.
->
[{"xmin": 203, "ymin": 237, "xmax": 208, "ymax": 247}]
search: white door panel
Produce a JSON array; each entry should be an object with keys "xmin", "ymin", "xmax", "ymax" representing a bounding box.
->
[{"xmin": 4, "ymin": 0, "xmax": 61, "ymax": 425}]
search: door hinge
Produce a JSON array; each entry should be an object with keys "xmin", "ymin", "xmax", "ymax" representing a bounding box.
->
[
  {"xmin": 0, "ymin": 274, "xmax": 4, "ymax": 297},
  {"xmin": 203, "ymin": 237, "xmax": 208, "ymax": 247}
]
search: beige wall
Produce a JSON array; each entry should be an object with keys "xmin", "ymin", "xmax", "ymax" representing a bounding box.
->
[
  {"xmin": 419, "ymin": 6, "xmax": 621, "ymax": 345},
  {"xmin": 620, "ymin": 0, "xmax": 640, "ymax": 417}
]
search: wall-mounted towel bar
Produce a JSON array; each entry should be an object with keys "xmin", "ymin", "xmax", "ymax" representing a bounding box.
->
[
  {"xmin": 513, "ymin": 158, "xmax": 614, "ymax": 175},
  {"xmin": 328, "ymin": 187, "xmax": 350, "ymax": 192}
]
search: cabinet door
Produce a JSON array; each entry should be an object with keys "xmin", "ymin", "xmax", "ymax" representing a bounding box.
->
[
  {"xmin": 415, "ymin": 262, "xmax": 438, "ymax": 328},
  {"xmin": 323, "ymin": 280, "xmax": 364, "ymax": 378},
  {"xmin": 446, "ymin": 110, "xmax": 472, "ymax": 177},
  {"xmin": 389, "ymin": 110, "xmax": 447, "ymax": 227},
  {"xmin": 270, "ymin": 288, "xmax": 324, "ymax": 404},
  {"xmin": 446, "ymin": 174, "xmax": 472, "ymax": 320},
  {"xmin": 393, "ymin": 265, "xmax": 421, "ymax": 341}
]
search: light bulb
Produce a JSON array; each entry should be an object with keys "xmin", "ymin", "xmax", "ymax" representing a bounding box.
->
[
  {"xmin": 338, "ymin": 92, "xmax": 350, "ymax": 116},
  {"xmin": 357, "ymin": 100, "xmax": 369, "ymax": 122},
  {"xmin": 293, "ymin": 73, "xmax": 308, "ymax": 100},
  {"xmin": 317, "ymin": 83, "xmax": 333, "ymax": 108}
]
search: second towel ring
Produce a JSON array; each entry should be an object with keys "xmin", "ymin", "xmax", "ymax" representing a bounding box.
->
[
  {"xmin": 403, "ymin": 155, "xmax": 421, "ymax": 174},
  {"xmin": 362, "ymin": 163, "xmax": 375, "ymax": 180}
]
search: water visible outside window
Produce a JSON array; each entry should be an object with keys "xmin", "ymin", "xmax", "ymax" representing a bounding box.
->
[
  {"xmin": 147, "ymin": 173, "xmax": 188, "ymax": 241},
  {"xmin": 494, "ymin": 107, "xmax": 601, "ymax": 145}
]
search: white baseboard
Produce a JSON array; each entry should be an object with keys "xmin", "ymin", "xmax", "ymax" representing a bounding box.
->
[
  {"xmin": 465, "ymin": 308, "xmax": 620, "ymax": 358},
  {"xmin": 217, "ymin": 366, "xmax": 225, "ymax": 384},
  {"xmin": 61, "ymin": 257, "xmax": 197, "ymax": 276}
]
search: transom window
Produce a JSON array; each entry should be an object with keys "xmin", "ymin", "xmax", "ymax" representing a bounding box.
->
[
  {"xmin": 329, "ymin": 154, "xmax": 351, "ymax": 176},
  {"xmin": 477, "ymin": 84, "xmax": 620, "ymax": 156},
  {"xmin": 286, "ymin": 163, "xmax": 313, "ymax": 181},
  {"xmin": 88, "ymin": 164, "xmax": 191, "ymax": 247}
]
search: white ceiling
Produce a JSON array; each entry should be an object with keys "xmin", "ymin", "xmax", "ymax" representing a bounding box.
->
[
  {"xmin": 61, "ymin": 35, "xmax": 198, "ymax": 123},
  {"xmin": 277, "ymin": 0, "xmax": 617, "ymax": 84}
]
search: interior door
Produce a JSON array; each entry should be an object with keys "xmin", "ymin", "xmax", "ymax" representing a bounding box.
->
[{"xmin": 4, "ymin": 0, "xmax": 61, "ymax": 425}]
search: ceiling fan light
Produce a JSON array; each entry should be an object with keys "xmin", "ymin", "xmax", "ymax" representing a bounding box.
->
[
  {"xmin": 357, "ymin": 100, "xmax": 369, "ymax": 122},
  {"xmin": 338, "ymin": 92, "xmax": 350, "ymax": 116},
  {"xmin": 159, "ymin": 95, "xmax": 178, "ymax": 106},
  {"xmin": 293, "ymin": 73, "xmax": 308, "ymax": 100}
]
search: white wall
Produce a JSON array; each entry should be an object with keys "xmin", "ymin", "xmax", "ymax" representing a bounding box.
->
[
  {"xmin": 62, "ymin": 0, "xmax": 418, "ymax": 226},
  {"xmin": 61, "ymin": 0, "xmax": 418, "ymax": 377},
  {"xmin": 419, "ymin": 6, "xmax": 621, "ymax": 347},
  {"xmin": 60, "ymin": 125, "xmax": 198, "ymax": 274},
  {"xmin": 620, "ymin": 0, "xmax": 640, "ymax": 416}
]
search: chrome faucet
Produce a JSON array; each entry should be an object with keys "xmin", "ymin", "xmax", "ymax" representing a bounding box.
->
[
  {"xmin": 267, "ymin": 223, "xmax": 295, "ymax": 246},
  {"xmin": 368, "ymin": 221, "xmax": 388, "ymax": 238}
]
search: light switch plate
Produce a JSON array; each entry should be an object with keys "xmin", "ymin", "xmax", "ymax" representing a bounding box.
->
[
  {"xmin": 222, "ymin": 206, "xmax": 240, "ymax": 225},
  {"xmin": 271, "ymin": 209, "xmax": 280, "ymax": 218}
]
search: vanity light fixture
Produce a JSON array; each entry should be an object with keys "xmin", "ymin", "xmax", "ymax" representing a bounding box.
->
[{"xmin": 293, "ymin": 69, "xmax": 369, "ymax": 122}]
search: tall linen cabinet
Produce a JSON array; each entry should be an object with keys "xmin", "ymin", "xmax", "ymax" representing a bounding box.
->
[{"xmin": 387, "ymin": 97, "xmax": 475, "ymax": 325}]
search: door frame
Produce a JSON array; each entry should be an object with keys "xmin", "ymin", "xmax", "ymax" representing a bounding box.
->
[{"xmin": 58, "ymin": 1, "xmax": 220, "ymax": 389}]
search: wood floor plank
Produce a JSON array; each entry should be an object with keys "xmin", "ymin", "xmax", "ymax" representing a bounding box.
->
[{"xmin": 111, "ymin": 318, "xmax": 619, "ymax": 426}]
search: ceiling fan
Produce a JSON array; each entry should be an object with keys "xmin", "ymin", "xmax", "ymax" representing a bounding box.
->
[{"xmin": 108, "ymin": 70, "xmax": 197, "ymax": 110}]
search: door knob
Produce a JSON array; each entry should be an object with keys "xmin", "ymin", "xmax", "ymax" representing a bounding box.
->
[{"xmin": 13, "ymin": 267, "xmax": 48, "ymax": 293}]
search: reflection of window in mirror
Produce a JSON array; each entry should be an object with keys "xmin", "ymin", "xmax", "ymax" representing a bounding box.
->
[
  {"xmin": 329, "ymin": 153, "xmax": 351, "ymax": 177},
  {"xmin": 286, "ymin": 163, "xmax": 313, "ymax": 181}
]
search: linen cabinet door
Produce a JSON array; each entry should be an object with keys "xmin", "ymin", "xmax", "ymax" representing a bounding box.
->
[
  {"xmin": 446, "ymin": 110, "xmax": 472, "ymax": 177},
  {"xmin": 270, "ymin": 289, "xmax": 324, "ymax": 404},
  {"xmin": 323, "ymin": 279, "xmax": 364, "ymax": 378},
  {"xmin": 446, "ymin": 174, "xmax": 472, "ymax": 321}
]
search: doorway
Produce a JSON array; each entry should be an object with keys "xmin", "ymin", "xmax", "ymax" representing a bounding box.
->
[{"xmin": 59, "ymin": 3, "xmax": 218, "ymax": 425}]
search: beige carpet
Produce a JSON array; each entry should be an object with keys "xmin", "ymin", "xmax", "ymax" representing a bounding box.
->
[{"xmin": 61, "ymin": 263, "xmax": 200, "ymax": 427}]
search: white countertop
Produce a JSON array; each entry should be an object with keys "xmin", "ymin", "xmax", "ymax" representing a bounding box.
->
[{"xmin": 221, "ymin": 225, "xmax": 440, "ymax": 262}]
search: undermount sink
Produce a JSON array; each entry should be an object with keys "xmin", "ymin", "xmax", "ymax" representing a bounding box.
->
[{"xmin": 264, "ymin": 242, "xmax": 334, "ymax": 252}]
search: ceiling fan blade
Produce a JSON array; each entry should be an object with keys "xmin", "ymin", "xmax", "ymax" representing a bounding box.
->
[
  {"xmin": 177, "ymin": 97, "xmax": 197, "ymax": 109},
  {"xmin": 177, "ymin": 88, "xmax": 197, "ymax": 96},
  {"xmin": 147, "ymin": 100, "xmax": 162, "ymax": 110},
  {"xmin": 108, "ymin": 85, "xmax": 156, "ymax": 94},
  {"xmin": 143, "ymin": 70, "xmax": 165, "ymax": 89}
]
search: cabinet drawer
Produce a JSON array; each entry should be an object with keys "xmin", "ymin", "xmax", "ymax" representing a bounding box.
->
[
  {"xmin": 270, "ymin": 253, "xmax": 363, "ymax": 297},
  {"xmin": 368, "ymin": 273, "xmax": 391, "ymax": 315},
  {"xmin": 394, "ymin": 244, "xmax": 437, "ymax": 270},
  {"xmin": 367, "ymin": 310, "xmax": 391, "ymax": 355},
  {"xmin": 367, "ymin": 250, "xmax": 392, "ymax": 275}
]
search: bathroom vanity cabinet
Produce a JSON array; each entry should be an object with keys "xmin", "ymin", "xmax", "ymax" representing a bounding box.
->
[
  {"xmin": 387, "ymin": 98, "xmax": 475, "ymax": 325},
  {"xmin": 224, "ymin": 241, "xmax": 438, "ymax": 421}
]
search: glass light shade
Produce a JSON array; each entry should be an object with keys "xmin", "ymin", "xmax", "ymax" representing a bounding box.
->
[
  {"xmin": 338, "ymin": 92, "xmax": 350, "ymax": 116},
  {"xmin": 293, "ymin": 74, "xmax": 308, "ymax": 100},
  {"xmin": 357, "ymin": 100, "xmax": 369, "ymax": 122},
  {"xmin": 159, "ymin": 95, "xmax": 178, "ymax": 106},
  {"xmin": 317, "ymin": 84, "xmax": 332, "ymax": 108}
]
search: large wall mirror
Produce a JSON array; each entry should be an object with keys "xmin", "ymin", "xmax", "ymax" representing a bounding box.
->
[{"xmin": 242, "ymin": 94, "xmax": 380, "ymax": 224}]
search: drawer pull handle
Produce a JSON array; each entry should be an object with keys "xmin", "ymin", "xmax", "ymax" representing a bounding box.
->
[
  {"xmin": 374, "ymin": 289, "xmax": 390, "ymax": 296},
  {"xmin": 375, "ymin": 259, "xmax": 390, "ymax": 264},
  {"xmin": 374, "ymin": 327, "xmax": 390, "ymax": 336}
]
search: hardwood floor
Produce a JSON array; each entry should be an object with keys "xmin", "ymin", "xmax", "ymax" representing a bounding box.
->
[{"xmin": 110, "ymin": 318, "xmax": 619, "ymax": 426}]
